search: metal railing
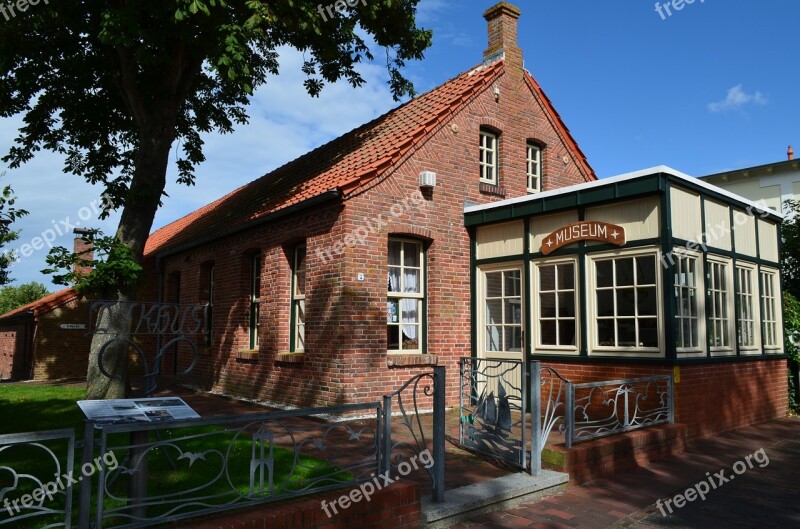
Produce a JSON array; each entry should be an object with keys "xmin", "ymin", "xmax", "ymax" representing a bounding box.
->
[
  {"xmin": 565, "ymin": 375, "xmax": 674, "ymax": 448},
  {"xmin": 459, "ymin": 359, "xmax": 675, "ymax": 474},
  {"xmin": 83, "ymin": 403, "xmax": 381, "ymax": 529},
  {"xmin": 381, "ymin": 366, "xmax": 445, "ymax": 503},
  {"xmin": 0, "ymin": 429, "xmax": 75, "ymax": 528}
]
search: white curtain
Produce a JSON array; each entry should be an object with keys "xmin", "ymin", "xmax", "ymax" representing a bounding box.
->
[{"xmin": 402, "ymin": 269, "xmax": 418, "ymax": 340}]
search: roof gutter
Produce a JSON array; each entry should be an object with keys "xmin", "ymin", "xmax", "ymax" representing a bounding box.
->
[
  {"xmin": 0, "ymin": 310, "xmax": 35, "ymax": 325},
  {"xmin": 153, "ymin": 189, "xmax": 342, "ymax": 265}
]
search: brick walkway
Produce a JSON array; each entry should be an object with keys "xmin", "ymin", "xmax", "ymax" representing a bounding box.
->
[{"xmin": 450, "ymin": 417, "xmax": 800, "ymax": 529}]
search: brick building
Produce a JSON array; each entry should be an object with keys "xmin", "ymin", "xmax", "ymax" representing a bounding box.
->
[
  {"xmin": 0, "ymin": 228, "xmax": 92, "ymax": 381},
  {"xmin": 141, "ymin": 2, "xmax": 595, "ymax": 408},
  {"xmin": 0, "ymin": 287, "xmax": 86, "ymax": 381},
  {"xmin": 0, "ymin": 3, "xmax": 788, "ymax": 442}
]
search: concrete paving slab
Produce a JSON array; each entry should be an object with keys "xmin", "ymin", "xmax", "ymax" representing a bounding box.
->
[{"xmin": 422, "ymin": 471, "xmax": 569, "ymax": 529}]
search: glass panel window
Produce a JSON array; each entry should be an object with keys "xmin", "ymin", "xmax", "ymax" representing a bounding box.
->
[
  {"xmin": 760, "ymin": 269, "xmax": 780, "ymax": 349},
  {"xmin": 594, "ymin": 253, "xmax": 659, "ymax": 350},
  {"xmin": 708, "ymin": 259, "xmax": 732, "ymax": 351},
  {"xmin": 537, "ymin": 261, "xmax": 577, "ymax": 349},
  {"xmin": 388, "ymin": 239, "xmax": 424, "ymax": 353},
  {"xmin": 527, "ymin": 143, "xmax": 541, "ymax": 193},
  {"xmin": 291, "ymin": 245, "xmax": 306, "ymax": 352},
  {"xmin": 249, "ymin": 254, "xmax": 262, "ymax": 350},
  {"xmin": 736, "ymin": 265, "xmax": 757, "ymax": 349},
  {"xmin": 479, "ymin": 130, "xmax": 498, "ymax": 184},
  {"xmin": 484, "ymin": 269, "xmax": 522, "ymax": 353},
  {"xmin": 674, "ymin": 255, "xmax": 700, "ymax": 350}
]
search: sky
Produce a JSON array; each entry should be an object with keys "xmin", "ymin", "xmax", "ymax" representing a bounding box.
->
[{"xmin": 1, "ymin": 0, "xmax": 798, "ymax": 289}]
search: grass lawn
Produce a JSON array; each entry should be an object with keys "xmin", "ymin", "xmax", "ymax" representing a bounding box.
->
[{"xmin": 0, "ymin": 384, "xmax": 352, "ymax": 528}]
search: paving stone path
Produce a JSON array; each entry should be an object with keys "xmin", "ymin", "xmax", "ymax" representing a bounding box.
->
[{"xmin": 450, "ymin": 417, "xmax": 800, "ymax": 529}]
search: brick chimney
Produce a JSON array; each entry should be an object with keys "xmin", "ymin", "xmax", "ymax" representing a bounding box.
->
[
  {"xmin": 73, "ymin": 228, "xmax": 94, "ymax": 276},
  {"xmin": 789, "ymin": 145, "xmax": 794, "ymax": 161},
  {"xmin": 483, "ymin": 2, "xmax": 523, "ymax": 73}
]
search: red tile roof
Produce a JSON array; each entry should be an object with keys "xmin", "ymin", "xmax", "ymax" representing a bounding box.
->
[
  {"xmin": 144, "ymin": 59, "xmax": 593, "ymax": 256},
  {"xmin": 0, "ymin": 287, "xmax": 79, "ymax": 321}
]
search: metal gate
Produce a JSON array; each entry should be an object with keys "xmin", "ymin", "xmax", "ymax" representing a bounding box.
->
[{"xmin": 459, "ymin": 357, "xmax": 529, "ymax": 469}]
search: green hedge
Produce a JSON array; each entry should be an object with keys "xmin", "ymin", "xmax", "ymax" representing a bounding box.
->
[{"xmin": 785, "ymin": 293, "xmax": 800, "ymax": 411}]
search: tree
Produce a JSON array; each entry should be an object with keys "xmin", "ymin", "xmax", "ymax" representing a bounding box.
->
[
  {"xmin": 0, "ymin": 172, "xmax": 28, "ymax": 286},
  {"xmin": 1, "ymin": 0, "xmax": 431, "ymax": 399},
  {"xmin": 785, "ymin": 293, "xmax": 800, "ymax": 411},
  {"xmin": 0, "ymin": 281, "xmax": 49, "ymax": 315},
  {"xmin": 781, "ymin": 200, "xmax": 800, "ymax": 299}
]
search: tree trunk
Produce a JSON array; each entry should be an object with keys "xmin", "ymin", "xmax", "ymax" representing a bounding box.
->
[{"xmin": 86, "ymin": 117, "xmax": 176, "ymax": 400}]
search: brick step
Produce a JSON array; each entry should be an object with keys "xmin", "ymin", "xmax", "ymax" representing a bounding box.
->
[{"xmin": 542, "ymin": 424, "xmax": 688, "ymax": 485}]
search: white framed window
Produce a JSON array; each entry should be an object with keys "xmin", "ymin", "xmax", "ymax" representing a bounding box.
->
[
  {"xmin": 479, "ymin": 130, "xmax": 499, "ymax": 185},
  {"xmin": 674, "ymin": 252, "xmax": 704, "ymax": 354},
  {"xmin": 480, "ymin": 266, "xmax": 523, "ymax": 355},
  {"xmin": 249, "ymin": 253, "xmax": 262, "ymax": 350},
  {"xmin": 534, "ymin": 259, "xmax": 578, "ymax": 353},
  {"xmin": 707, "ymin": 256, "xmax": 735, "ymax": 355},
  {"xmin": 291, "ymin": 244, "xmax": 306, "ymax": 353},
  {"xmin": 736, "ymin": 262, "xmax": 760, "ymax": 352},
  {"xmin": 760, "ymin": 268, "xmax": 782, "ymax": 351},
  {"xmin": 526, "ymin": 143, "xmax": 541, "ymax": 193},
  {"xmin": 388, "ymin": 239, "xmax": 424, "ymax": 353},
  {"xmin": 589, "ymin": 249, "xmax": 661, "ymax": 354}
]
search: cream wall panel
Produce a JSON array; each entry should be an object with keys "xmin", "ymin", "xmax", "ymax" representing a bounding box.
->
[
  {"xmin": 670, "ymin": 187, "xmax": 702, "ymax": 241},
  {"xmin": 530, "ymin": 211, "xmax": 579, "ymax": 253},
  {"xmin": 585, "ymin": 197, "xmax": 660, "ymax": 244},
  {"xmin": 703, "ymin": 200, "xmax": 732, "ymax": 251},
  {"xmin": 477, "ymin": 221, "xmax": 524, "ymax": 259},
  {"xmin": 793, "ymin": 181, "xmax": 800, "ymax": 203},
  {"xmin": 758, "ymin": 220, "xmax": 779, "ymax": 262},
  {"xmin": 732, "ymin": 208, "xmax": 757, "ymax": 257}
]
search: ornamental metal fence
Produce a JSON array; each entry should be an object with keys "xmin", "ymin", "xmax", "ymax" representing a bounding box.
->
[
  {"xmin": 0, "ymin": 429, "xmax": 76, "ymax": 528},
  {"xmin": 459, "ymin": 358, "xmax": 675, "ymax": 473},
  {"xmin": 1, "ymin": 368, "xmax": 445, "ymax": 528},
  {"xmin": 566, "ymin": 375, "xmax": 674, "ymax": 448}
]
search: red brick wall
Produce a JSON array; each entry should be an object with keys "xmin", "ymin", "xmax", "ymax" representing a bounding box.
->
[
  {"xmin": 0, "ymin": 322, "xmax": 30, "ymax": 380},
  {"xmin": 544, "ymin": 358, "xmax": 789, "ymax": 439},
  {"xmin": 179, "ymin": 481, "xmax": 420, "ymax": 529},
  {"xmin": 150, "ymin": 61, "xmax": 594, "ymax": 408},
  {"xmin": 31, "ymin": 298, "xmax": 91, "ymax": 381}
]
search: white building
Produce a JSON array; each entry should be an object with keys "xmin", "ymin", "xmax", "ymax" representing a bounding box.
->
[{"xmin": 700, "ymin": 146, "xmax": 800, "ymax": 216}]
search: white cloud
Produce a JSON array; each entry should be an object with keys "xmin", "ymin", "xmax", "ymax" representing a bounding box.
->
[{"xmin": 708, "ymin": 84, "xmax": 768, "ymax": 113}]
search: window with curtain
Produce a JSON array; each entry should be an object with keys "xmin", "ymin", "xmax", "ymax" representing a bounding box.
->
[
  {"xmin": 674, "ymin": 254, "xmax": 701, "ymax": 351},
  {"xmin": 760, "ymin": 268, "xmax": 781, "ymax": 350},
  {"xmin": 484, "ymin": 268, "xmax": 523, "ymax": 353},
  {"xmin": 249, "ymin": 253, "xmax": 261, "ymax": 350},
  {"xmin": 387, "ymin": 239, "xmax": 424, "ymax": 353},
  {"xmin": 593, "ymin": 253, "xmax": 659, "ymax": 350},
  {"xmin": 536, "ymin": 260, "xmax": 576, "ymax": 350},
  {"xmin": 291, "ymin": 244, "xmax": 306, "ymax": 353},
  {"xmin": 479, "ymin": 129, "xmax": 499, "ymax": 185},
  {"xmin": 526, "ymin": 143, "xmax": 541, "ymax": 193}
]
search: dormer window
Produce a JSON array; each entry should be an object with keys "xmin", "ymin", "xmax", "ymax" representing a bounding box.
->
[
  {"xmin": 527, "ymin": 142, "xmax": 541, "ymax": 193},
  {"xmin": 479, "ymin": 129, "xmax": 499, "ymax": 185}
]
